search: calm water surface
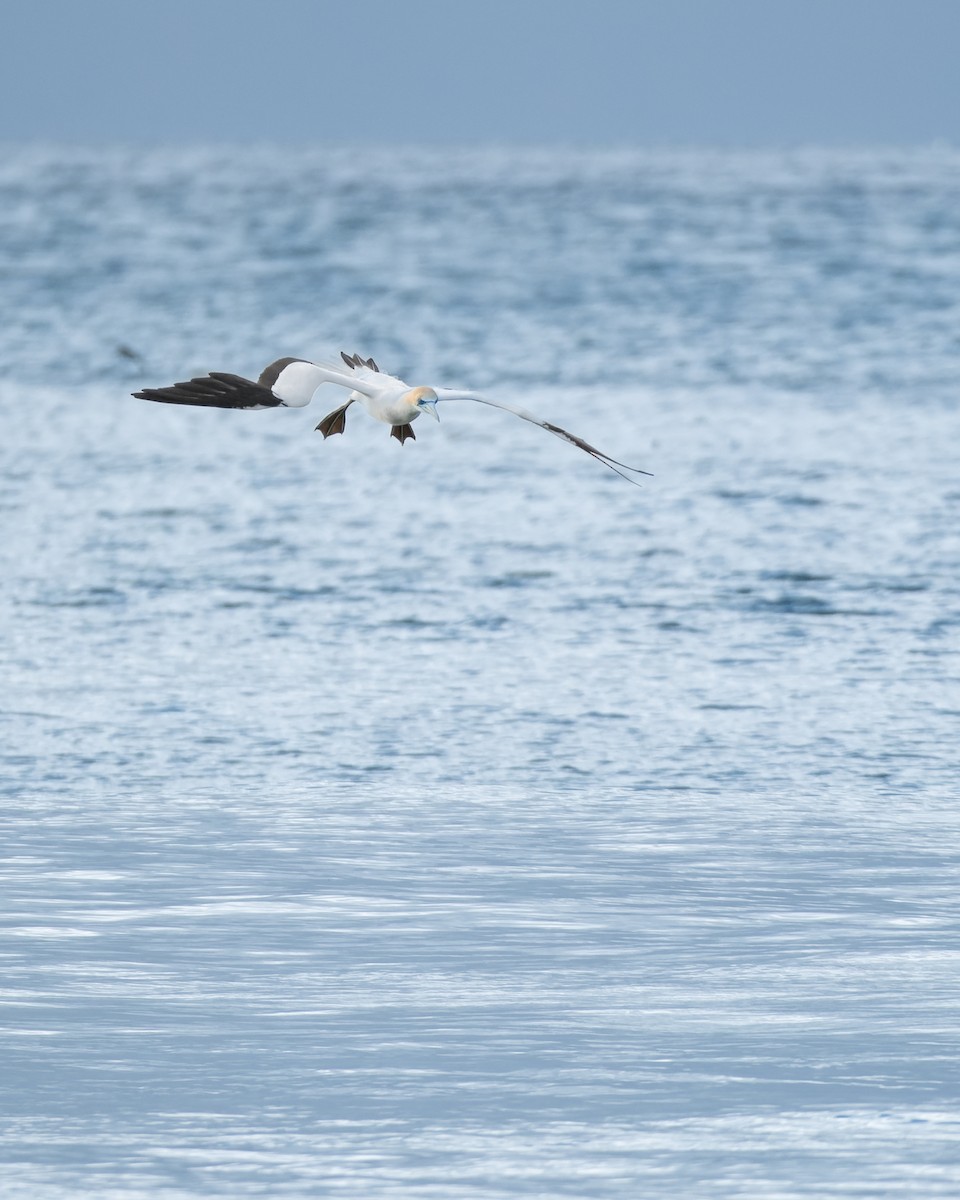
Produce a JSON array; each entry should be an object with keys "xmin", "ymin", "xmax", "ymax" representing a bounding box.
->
[{"xmin": 1, "ymin": 146, "xmax": 959, "ymax": 1196}]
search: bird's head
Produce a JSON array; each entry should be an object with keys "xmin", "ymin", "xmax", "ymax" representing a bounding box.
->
[{"xmin": 404, "ymin": 386, "xmax": 440, "ymax": 420}]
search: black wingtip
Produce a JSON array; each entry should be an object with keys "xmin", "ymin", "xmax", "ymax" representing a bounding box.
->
[
  {"xmin": 340, "ymin": 351, "xmax": 380, "ymax": 373},
  {"xmin": 131, "ymin": 372, "xmax": 280, "ymax": 409}
]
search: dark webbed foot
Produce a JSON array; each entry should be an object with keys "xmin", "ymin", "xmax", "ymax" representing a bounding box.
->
[
  {"xmin": 315, "ymin": 404, "xmax": 352, "ymax": 438},
  {"xmin": 391, "ymin": 424, "xmax": 416, "ymax": 444}
]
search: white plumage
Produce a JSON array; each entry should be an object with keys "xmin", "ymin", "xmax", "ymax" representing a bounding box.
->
[{"xmin": 134, "ymin": 350, "xmax": 651, "ymax": 483}]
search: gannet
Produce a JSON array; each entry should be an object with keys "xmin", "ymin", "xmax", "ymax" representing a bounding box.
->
[{"xmin": 134, "ymin": 352, "xmax": 651, "ymax": 484}]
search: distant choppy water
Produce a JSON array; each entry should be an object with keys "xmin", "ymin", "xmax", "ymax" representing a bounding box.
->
[{"xmin": 1, "ymin": 146, "xmax": 959, "ymax": 1197}]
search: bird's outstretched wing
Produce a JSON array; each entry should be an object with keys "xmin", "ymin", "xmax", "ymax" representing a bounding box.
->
[
  {"xmin": 133, "ymin": 371, "xmax": 281, "ymax": 409},
  {"xmin": 433, "ymin": 389, "xmax": 652, "ymax": 484},
  {"xmin": 134, "ymin": 355, "xmax": 382, "ymax": 410}
]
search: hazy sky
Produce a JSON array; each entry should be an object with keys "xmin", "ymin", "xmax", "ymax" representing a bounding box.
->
[{"xmin": 3, "ymin": 0, "xmax": 959, "ymax": 145}]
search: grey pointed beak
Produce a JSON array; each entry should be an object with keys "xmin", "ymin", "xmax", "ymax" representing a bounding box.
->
[{"xmin": 421, "ymin": 399, "xmax": 440, "ymax": 421}]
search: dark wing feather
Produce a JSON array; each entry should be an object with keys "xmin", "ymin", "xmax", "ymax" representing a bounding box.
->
[
  {"xmin": 340, "ymin": 351, "xmax": 379, "ymax": 372},
  {"xmin": 133, "ymin": 372, "xmax": 282, "ymax": 409},
  {"xmin": 434, "ymin": 389, "xmax": 652, "ymax": 485}
]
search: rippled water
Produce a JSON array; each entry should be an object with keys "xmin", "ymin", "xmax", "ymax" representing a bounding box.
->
[{"xmin": 2, "ymin": 146, "xmax": 960, "ymax": 1197}]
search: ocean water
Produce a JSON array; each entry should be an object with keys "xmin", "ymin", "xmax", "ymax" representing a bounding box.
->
[{"xmin": 1, "ymin": 145, "xmax": 959, "ymax": 1197}]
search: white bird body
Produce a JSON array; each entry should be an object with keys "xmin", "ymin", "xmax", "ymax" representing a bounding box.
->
[
  {"xmin": 251, "ymin": 355, "xmax": 440, "ymax": 440},
  {"xmin": 134, "ymin": 351, "xmax": 650, "ymax": 482}
]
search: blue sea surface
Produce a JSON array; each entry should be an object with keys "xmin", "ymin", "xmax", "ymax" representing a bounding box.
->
[{"xmin": 1, "ymin": 145, "xmax": 959, "ymax": 1197}]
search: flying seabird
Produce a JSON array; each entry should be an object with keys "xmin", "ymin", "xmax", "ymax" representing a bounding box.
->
[{"xmin": 134, "ymin": 352, "xmax": 651, "ymax": 484}]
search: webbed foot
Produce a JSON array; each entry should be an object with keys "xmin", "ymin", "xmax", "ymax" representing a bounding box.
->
[
  {"xmin": 315, "ymin": 404, "xmax": 351, "ymax": 438},
  {"xmin": 391, "ymin": 423, "xmax": 416, "ymax": 444}
]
